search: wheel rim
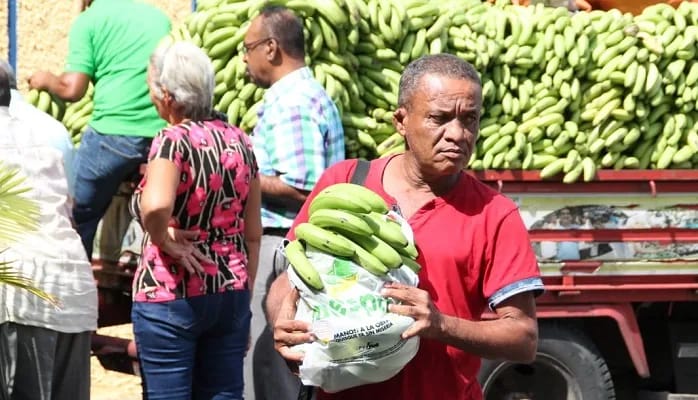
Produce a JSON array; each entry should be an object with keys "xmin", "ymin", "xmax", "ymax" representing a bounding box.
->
[{"xmin": 481, "ymin": 354, "xmax": 585, "ymax": 400}]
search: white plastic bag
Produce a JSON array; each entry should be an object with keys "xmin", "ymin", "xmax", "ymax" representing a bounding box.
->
[{"xmin": 285, "ymin": 212, "xmax": 420, "ymax": 393}]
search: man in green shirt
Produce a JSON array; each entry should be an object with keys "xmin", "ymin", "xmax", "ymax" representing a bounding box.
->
[{"xmin": 29, "ymin": 0, "xmax": 171, "ymax": 260}]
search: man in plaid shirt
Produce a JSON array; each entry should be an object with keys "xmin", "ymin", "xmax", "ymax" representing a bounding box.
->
[{"xmin": 242, "ymin": 6, "xmax": 345, "ymax": 400}]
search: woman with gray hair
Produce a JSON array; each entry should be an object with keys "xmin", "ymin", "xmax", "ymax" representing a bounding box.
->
[{"xmin": 129, "ymin": 40, "xmax": 262, "ymax": 400}]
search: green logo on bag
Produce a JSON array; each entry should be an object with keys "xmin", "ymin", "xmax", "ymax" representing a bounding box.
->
[
  {"xmin": 323, "ymin": 258, "xmax": 359, "ymax": 296},
  {"xmin": 312, "ymin": 294, "xmax": 395, "ymax": 320}
]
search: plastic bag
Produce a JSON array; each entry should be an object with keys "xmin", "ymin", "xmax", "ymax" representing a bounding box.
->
[{"xmin": 285, "ymin": 213, "xmax": 420, "ymax": 393}]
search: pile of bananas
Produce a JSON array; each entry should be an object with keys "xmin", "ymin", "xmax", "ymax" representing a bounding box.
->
[
  {"xmin": 285, "ymin": 183, "xmax": 420, "ymax": 291},
  {"xmin": 25, "ymin": 0, "xmax": 698, "ymax": 181},
  {"xmin": 26, "ymin": 87, "xmax": 94, "ymax": 148},
  {"xmin": 468, "ymin": 1, "xmax": 698, "ymax": 181},
  {"xmin": 171, "ymin": 0, "xmax": 698, "ymax": 181}
]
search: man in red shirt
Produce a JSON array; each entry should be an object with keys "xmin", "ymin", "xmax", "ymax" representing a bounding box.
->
[{"xmin": 266, "ymin": 54, "xmax": 543, "ymax": 400}]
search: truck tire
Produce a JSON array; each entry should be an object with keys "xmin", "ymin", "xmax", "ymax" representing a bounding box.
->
[{"xmin": 478, "ymin": 324, "xmax": 615, "ymax": 400}]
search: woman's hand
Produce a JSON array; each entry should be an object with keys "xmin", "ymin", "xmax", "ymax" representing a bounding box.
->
[{"xmin": 158, "ymin": 227, "xmax": 214, "ymax": 275}]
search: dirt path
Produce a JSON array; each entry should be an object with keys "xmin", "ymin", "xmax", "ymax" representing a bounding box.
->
[{"xmin": 91, "ymin": 324, "xmax": 142, "ymax": 400}]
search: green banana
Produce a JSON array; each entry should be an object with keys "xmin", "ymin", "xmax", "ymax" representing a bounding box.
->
[
  {"xmin": 400, "ymin": 255, "xmax": 422, "ymax": 274},
  {"xmin": 309, "ymin": 208, "xmax": 374, "ymax": 237},
  {"xmin": 360, "ymin": 211, "xmax": 409, "ymax": 248},
  {"xmin": 342, "ymin": 231, "xmax": 402, "ymax": 269},
  {"xmin": 352, "ymin": 242, "xmax": 389, "ymax": 276},
  {"xmin": 285, "ymin": 240, "xmax": 324, "ymax": 290},
  {"xmin": 294, "ymin": 223, "xmax": 356, "ymax": 258},
  {"xmin": 308, "ymin": 191, "xmax": 372, "ymax": 216},
  {"xmin": 36, "ymin": 91, "xmax": 52, "ymax": 113},
  {"xmin": 319, "ymin": 183, "xmax": 389, "ymax": 214}
]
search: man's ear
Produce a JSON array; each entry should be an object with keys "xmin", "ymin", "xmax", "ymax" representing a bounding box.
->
[
  {"xmin": 266, "ymin": 38, "xmax": 279, "ymax": 62},
  {"xmin": 393, "ymin": 106, "xmax": 408, "ymax": 137}
]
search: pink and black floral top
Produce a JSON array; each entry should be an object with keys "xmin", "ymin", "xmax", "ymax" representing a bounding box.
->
[{"xmin": 130, "ymin": 119, "xmax": 258, "ymax": 302}]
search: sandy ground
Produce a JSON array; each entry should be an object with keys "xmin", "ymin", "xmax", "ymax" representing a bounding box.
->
[{"xmin": 91, "ymin": 324, "xmax": 142, "ymax": 400}]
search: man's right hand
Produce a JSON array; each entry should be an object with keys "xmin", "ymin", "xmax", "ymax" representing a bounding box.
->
[
  {"xmin": 27, "ymin": 71, "xmax": 90, "ymax": 102},
  {"xmin": 27, "ymin": 71, "xmax": 55, "ymax": 91},
  {"xmin": 273, "ymin": 288, "xmax": 315, "ymax": 372}
]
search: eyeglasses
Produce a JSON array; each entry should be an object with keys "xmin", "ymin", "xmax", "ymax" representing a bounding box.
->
[{"xmin": 242, "ymin": 37, "xmax": 274, "ymax": 53}]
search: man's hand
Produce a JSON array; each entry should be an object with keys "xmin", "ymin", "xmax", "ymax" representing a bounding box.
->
[
  {"xmin": 27, "ymin": 71, "xmax": 56, "ymax": 91},
  {"xmin": 27, "ymin": 71, "xmax": 89, "ymax": 102},
  {"xmin": 273, "ymin": 288, "xmax": 314, "ymax": 373},
  {"xmin": 382, "ymin": 281, "xmax": 445, "ymax": 340},
  {"xmin": 158, "ymin": 227, "xmax": 213, "ymax": 275},
  {"xmin": 259, "ymin": 174, "xmax": 308, "ymax": 212}
]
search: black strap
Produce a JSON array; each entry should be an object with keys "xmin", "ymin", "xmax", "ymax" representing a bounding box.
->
[
  {"xmin": 263, "ymin": 227, "xmax": 290, "ymax": 236},
  {"xmin": 297, "ymin": 384, "xmax": 314, "ymax": 400},
  {"xmin": 350, "ymin": 159, "xmax": 370, "ymax": 185}
]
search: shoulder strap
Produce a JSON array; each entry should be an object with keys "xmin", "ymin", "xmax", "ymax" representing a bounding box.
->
[{"xmin": 350, "ymin": 159, "xmax": 370, "ymax": 185}]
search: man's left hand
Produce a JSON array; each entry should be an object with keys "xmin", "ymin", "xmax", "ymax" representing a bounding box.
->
[{"xmin": 382, "ymin": 281, "xmax": 445, "ymax": 340}]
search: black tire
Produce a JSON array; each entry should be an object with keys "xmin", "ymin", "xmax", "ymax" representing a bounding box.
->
[{"xmin": 478, "ymin": 324, "xmax": 615, "ymax": 400}]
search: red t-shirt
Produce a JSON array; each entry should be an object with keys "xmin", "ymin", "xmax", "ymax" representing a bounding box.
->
[{"xmin": 287, "ymin": 156, "xmax": 541, "ymax": 400}]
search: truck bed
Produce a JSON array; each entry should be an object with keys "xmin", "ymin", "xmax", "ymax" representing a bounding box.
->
[{"xmin": 469, "ymin": 169, "xmax": 698, "ymax": 305}]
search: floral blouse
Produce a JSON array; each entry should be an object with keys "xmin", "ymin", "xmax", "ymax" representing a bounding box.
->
[{"xmin": 130, "ymin": 119, "xmax": 258, "ymax": 302}]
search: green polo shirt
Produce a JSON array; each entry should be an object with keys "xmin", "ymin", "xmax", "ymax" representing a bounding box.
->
[{"xmin": 66, "ymin": 0, "xmax": 171, "ymax": 137}]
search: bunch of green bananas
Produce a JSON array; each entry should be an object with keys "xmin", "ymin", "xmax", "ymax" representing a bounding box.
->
[
  {"xmin": 285, "ymin": 183, "xmax": 420, "ymax": 291},
  {"xmin": 26, "ymin": 86, "xmax": 94, "ymax": 148}
]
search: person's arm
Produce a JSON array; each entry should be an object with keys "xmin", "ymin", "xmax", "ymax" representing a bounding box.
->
[
  {"xmin": 259, "ymin": 174, "xmax": 309, "ymax": 210},
  {"xmin": 383, "ymin": 284, "xmax": 538, "ymax": 362},
  {"xmin": 267, "ymin": 270, "xmax": 293, "ymax": 324},
  {"xmin": 244, "ymin": 176, "xmax": 263, "ymax": 291},
  {"xmin": 140, "ymin": 158, "xmax": 178, "ymax": 247},
  {"xmin": 27, "ymin": 71, "xmax": 90, "ymax": 102},
  {"xmin": 386, "ymin": 204, "xmax": 542, "ymax": 362},
  {"xmin": 140, "ymin": 157, "xmax": 211, "ymax": 274},
  {"xmin": 266, "ymin": 271, "xmax": 313, "ymax": 366}
]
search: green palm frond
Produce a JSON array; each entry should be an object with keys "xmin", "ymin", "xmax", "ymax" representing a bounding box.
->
[
  {"xmin": 0, "ymin": 261, "xmax": 58, "ymax": 305},
  {"xmin": 0, "ymin": 164, "xmax": 40, "ymax": 245},
  {"xmin": 0, "ymin": 163, "xmax": 55, "ymax": 304}
]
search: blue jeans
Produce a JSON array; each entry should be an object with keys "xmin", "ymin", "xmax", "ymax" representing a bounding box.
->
[
  {"xmin": 132, "ymin": 290, "xmax": 252, "ymax": 400},
  {"xmin": 71, "ymin": 127, "xmax": 151, "ymax": 260}
]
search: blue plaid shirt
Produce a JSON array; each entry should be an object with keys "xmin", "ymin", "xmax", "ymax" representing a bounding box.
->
[{"xmin": 252, "ymin": 67, "xmax": 345, "ymax": 229}]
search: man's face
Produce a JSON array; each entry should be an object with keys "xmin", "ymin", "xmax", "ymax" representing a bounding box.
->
[
  {"xmin": 396, "ymin": 74, "xmax": 481, "ymax": 177},
  {"xmin": 559, "ymin": 209, "xmax": 573, "ymax": 225},
  {"xmin": 242, "ymin": 17, "xmax": 272, "ymax": 88}
]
